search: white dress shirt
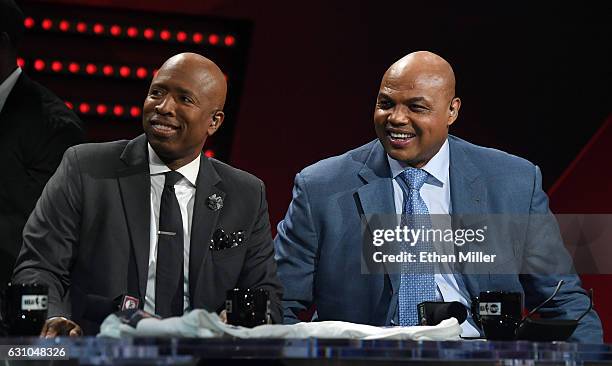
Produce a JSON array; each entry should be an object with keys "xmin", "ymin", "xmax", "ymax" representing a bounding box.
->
[
  {"xmin": 144, "ymin": 143, "xmax": 200, "ymax": 315},
  {"xmin": 387, "ymin": 139, "xmax": 480, "ymax": 336},
  {"xmin": 0, "ymin": 67, "xmax": 22, "ymax": 114}
]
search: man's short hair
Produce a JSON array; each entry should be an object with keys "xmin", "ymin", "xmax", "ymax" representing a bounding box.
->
[{"xmin": 0, "ymin": 0, "xmax": 25, "ymax": 47}]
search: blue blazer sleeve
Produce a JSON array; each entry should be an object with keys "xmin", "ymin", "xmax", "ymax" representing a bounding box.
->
[
  {"xmin": 274, "ymin": 172, "xmax": 319, "ymax": 324},
  {"xmin": 519, "ymin": 165, "xmax": 603, "ymax": 343}
]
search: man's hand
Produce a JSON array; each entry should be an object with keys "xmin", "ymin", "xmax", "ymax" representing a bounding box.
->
[
  {"xmin": 219, "ymin": 310, "xmax": 228, "ymax": 323},
  {"xmin": 40, "ymin": 317, "xmax": 82, "ymax": 337}
]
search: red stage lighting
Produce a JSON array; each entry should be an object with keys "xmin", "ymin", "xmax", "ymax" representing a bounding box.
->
[
  {"xmin": 127, "ymin": 27, "xmax": 138, "ymax": 38},
  {"xmin": 204, "ymin": 150, "xmax": 215, "ymax": 158},
  {"xmin": 79, "ymin": 103, "xmax": 90, "ymax": 114},
  {"xmin": 110, "ymin": 25, "xmax": 121, "ymax": 36},
  {"xmin": 59, "ymin": 20, "xmax": 70, "ymax": 32},
  {"xmin": 16, "ymin": 58, "xmax": 25, "ymax": 68},
  {"xmin": 86, "ymin": 63, "xmax": 97, "ymax": 74},
  {"xmin": 144, "ymin": 28, "xmax": 154, "ymax": 39},
  {"xmin": 93, "ymin": 23, "xmax": 104, "ymax": 34},
  {"xmin": 24, "ymin": 17, "xmax": 35, "ymax": 29},
  {"xmin": 136, "ymin": 67, "xmax": 148, "ymax": 79},
  {"xmin": 130, "ymin": 106, "xmax": 141, "ymax": 118},
  {"xmin": 51, "ymin": 61, "xmax": 63, "ymax": 72},
  {"xmin": 41, "ymin": 19, "xmax": 52, "ymax": 30},
  {"xmin": 76, "ymin": 22, "xmax": 87, "ymax": 33},
  {"xmin": 160, "ymin": 30, "xmax": 171, "ymax": 41},
  {"xmin": 113, "ymin": 105, "xmax": 124, "ymax": 116},
  {"xmin": 96, "ymin": 104, "xmax": 108, "ymax": 115},
  {"xmin": 119, "ymin": 66, "xmax": 131, "ymax": 77},
  {"xmin": 176, "ymin": 31, "xmax": 187, "ymax": 42},
  {"xmin": 34, "ymin": 59, "xmax": 45, "ymax": 71},
  {"xmin": 224, "ymin": 35, "xmax": 236, "ymax": 46},
  {"xmin": 208, "ymin": 34, "xmax": 219, "ymax": 45},
  {"xmin": 69, "ymin": 62, "xmax": 80, "ymax": 73},
  {"xmin": 65, "ymin": 101, "xmax": 73, "ymax": 109},
  {"xmin": 103, "ymin": 65, "xmax": 114, "ymax": 76},
  {"xmin": 193, "ymin": 32, "xmax": 203, "ymax": 44}
]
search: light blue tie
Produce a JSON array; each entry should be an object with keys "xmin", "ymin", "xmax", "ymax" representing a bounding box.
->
[{"xmin": 397, "ymin": 168, "xmax": 437, "ymax": 326}]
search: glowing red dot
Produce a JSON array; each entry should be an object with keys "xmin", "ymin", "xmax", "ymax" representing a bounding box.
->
[
  {"xmin": 102, "ymin": 65, "xmax": 114, "ymax": 76},
  {"xmin": 76, "ymin": 22, "xmax": 87, "ymax": 33},
  {"xmin": 93, "ymin": 23, "xmax": 104, "ymax": 34},
  {"xmin": 24, "ymin": 17, "xmax": 35, "ymax": 29},
  {"xmin": 51, "ymin": 61, "xmax": 63, "ymax": 72},
  {"xmin": 16, "ymin": 58, "xmax": 25, "ymax": 68},
  {"xmin": 86, "ymin": 63, "xmax": 97, "ymax": 74},
  {"xmin": 130, "ymin": 106, "xmax": 141, "ymax": 117},
  {"xmin": 79, "ymin": 103, "xmax": 90, "ymax": 114},
  {"xmin": 204, "ymin": 150, "xmax": 215, "ymax": 158},
  {"xmin": 208, "ymin": 34, "xmax": 219, "ymax": 45},
  {"xmin": 143, "ymin": 28, "xmax": 154, "ymax": 39},
  {"xmin": 96, "ymin": 104, "xmax": 107, "ymax": 115},
  {"xmin": 41, "ymin": 19, "xmax": 52, "ymax": 30},
  {"xmin": 65, "ymin": 101, "xmax": 73, "ymax": 109},
  {"xmin": 127, "ymin": 27, "xmax": 138, "ymax": 38},
  {"xmin": 136, "ymin": 67, "xmax": 147, "ymax": 79},
  {"xmin": 192, "ymin": 32, "xmax": 203, "ymax": 43},
  {"xmin": 113, "ymin": 105, "xmax": 124, "ymax": 116},
  {"xmin": 119, "ymin": 66, "xmax": 131, "ymax": 77},
  {"xmin": 224, "ymin": 35, "xmax": 235, "ymax": 46},
  {"xmin": 160, "ymin": 30, "xmax": 171, "ymax": 41},
  {"xmin": 59, "ymin": 20, "xmax": 70, "ymax": 32},
  {"xmin": 110, "ymin": 25, "xmax": 121, "ymax": 36},
  {"xmin": 176, "ymin": 31, "xmax": 187, "ymax": 42},
  {"xmin": 33, "ymin": 59, "xmax": 45, "ymax": 71},
  {"xmin": 68, "ymin": 62, "xmax": 80, "ymax": 73}
]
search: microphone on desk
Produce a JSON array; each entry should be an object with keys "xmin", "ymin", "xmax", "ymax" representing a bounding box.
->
[
  {"xmin": 83, "ymin": 294, "xmax": 141, "ymax": 323},
  {"xmin": 417, "ymin": 301, "xmax": 468, "ymax": 326}
]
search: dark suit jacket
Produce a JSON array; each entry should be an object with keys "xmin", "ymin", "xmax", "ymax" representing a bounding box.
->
[
  {"xmin": 274, "ymin": 135, "xmax": 603, "ymax": 343},
  {"xmin": 0, "ymin": 73, "xmax": 83, "ymax": 286},
  {"xmin": 13, "ymin": 134, "xmax": 283, "ymax": 335}
]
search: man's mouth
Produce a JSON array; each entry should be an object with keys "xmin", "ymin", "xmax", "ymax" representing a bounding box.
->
[
  {"xmin": 150, "ymin": 118, "xmax": 179, "ymax": 137},
  {"xmin": 386, "ymin": 130, "xmax": 416, "ymax": 147}
]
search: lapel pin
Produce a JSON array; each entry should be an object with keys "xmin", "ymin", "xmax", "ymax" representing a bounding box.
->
[{"xmin": 207, "ymin": 194, "xmax": 223, "ymax": 211}]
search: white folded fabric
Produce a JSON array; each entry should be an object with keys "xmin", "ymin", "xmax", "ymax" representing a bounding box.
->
[{"xmin": 98, "ymin": 309, "xmax": 461, "ymax": 340}]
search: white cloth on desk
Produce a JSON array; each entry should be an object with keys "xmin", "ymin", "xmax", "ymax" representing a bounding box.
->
[{"xmin": 98, "ymin": 309, "xmax": 461, "ymax": 340}]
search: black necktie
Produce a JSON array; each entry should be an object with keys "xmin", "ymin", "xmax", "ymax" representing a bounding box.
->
[{"xmin": 155, "ymin": 170, "xmax": 184, "ymax": 317}]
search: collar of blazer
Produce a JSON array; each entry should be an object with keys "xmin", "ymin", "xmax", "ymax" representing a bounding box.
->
[{"xmin": 117, "ymin": 133, "xmax": 226, "ymax": 301}]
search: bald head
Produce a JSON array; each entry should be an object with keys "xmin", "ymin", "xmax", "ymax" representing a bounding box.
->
[
  {"xmin": 158, "ymin": 52, "xmax": 227, "ymax": 110},
  {"xmin": 384, "ymin": 51, "xmax": 456, "ymax": 100}
]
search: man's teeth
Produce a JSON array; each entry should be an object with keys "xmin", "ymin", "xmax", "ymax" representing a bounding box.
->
[
  {"xmin": 389, "ymin": 132, "xmax": 414, "ymax": 139},
  {"xmin": 154, "ymin": 124, "xmax": 174, "ymax": 131}
]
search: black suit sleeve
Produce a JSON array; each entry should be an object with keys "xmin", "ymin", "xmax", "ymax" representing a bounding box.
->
[
  {"xmin": 12, "ymin": 147, "xmax": 83, "ymax": 319},
  {"xmin": 236, "ymin": 180, "xmax": 284, "ymax": 324}
]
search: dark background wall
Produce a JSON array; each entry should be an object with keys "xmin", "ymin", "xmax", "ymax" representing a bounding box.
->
[{"xmin": 24, "ymin": 0, "xmax": 612, "ymax": 339}]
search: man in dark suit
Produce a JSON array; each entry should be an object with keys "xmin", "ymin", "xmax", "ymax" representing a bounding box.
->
[
  {"xmin": 274, "ymin": 51, "xmax": 602, "ymax": 342},
  {"xmin": 0, "ymin": 0, "xmax": 83, "ymax": 287},
  {"xmin": 13, "ymin": 52, "xmax": 283, "ymax": 336}
]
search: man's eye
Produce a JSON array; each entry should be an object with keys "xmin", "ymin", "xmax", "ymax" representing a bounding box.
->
[
  {"xmin": 149, "ymin": 89, "xmax": 163, "ymax": 97},
  {"xmin": 378, "ymin": 100, "xmax": 393, "ymax": 109},
  {"xmin": 410, "ymin": 104, "xmax": 428, "ymax": 112},
  {"xmin": 181, "ymin": 96, "xmax": 194, "ymax": 104}
]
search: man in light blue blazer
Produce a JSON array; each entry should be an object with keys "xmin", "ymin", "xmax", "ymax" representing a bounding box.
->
[{"xmin": 274, "ymin": 51, "xmax": 602, "ymax": 342}]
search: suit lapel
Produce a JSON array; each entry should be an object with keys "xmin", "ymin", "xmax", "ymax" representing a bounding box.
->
[
  {"xmin": 189, "ymin": 157, "xmax": 225, "ymax": 301},
  {"xmin": 356, "ymin": 142, "xmax": 400, "ymax": 294},
  {"xmin": 117, "ymin": 135, "xmax": 150, "ymax": 298},
  {"xmin": 448, "ymin": 136, "xmax": 486, "ymax": 215}
]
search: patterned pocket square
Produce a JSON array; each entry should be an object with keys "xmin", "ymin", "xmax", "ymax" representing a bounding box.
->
[{"xmin": 210, "ymin": 228, "xmax": 245, "ymax": 251}]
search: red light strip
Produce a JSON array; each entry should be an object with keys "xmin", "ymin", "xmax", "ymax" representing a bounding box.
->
[
  {"xmin": 23, "ymin": 16, "xmax": 236, "ymax": 47},
  {"xmin": 19, "ymin": 58, "xmax": 156, "ymax": 80},
  {"xmin": 65, "ymin": 100, "xmax": 143, "ymax": 119}
]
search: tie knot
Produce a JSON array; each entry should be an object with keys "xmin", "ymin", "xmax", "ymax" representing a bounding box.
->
[
  {"xmin": 164, "ymin": 171, "xmax": 183, "ymax": 187},
  {"xmin": 399, "ymin": 167, "xmax": 428, "ymax": 190}
]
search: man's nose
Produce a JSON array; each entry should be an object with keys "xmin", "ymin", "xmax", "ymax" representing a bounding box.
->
[
  {"xmin": 154, "ymin": 96, "xmax": 176, "ymax": 116},
  {"xmin": 387, "ymin": 105, "xmax": 410, "ymax": 124}
]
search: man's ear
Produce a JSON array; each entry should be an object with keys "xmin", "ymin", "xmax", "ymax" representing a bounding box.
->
[
  {"xmin": 207, "ymin": 110, "xmax": 225, "ymax": 136},
  {"xmin": 448, "ymin": 97, "xmax": 461, "ymax": 127}
]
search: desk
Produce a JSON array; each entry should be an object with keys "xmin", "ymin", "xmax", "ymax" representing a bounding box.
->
[{"xmin": 0, "ymin": 337, "xmax": 611, "ymax": 365}]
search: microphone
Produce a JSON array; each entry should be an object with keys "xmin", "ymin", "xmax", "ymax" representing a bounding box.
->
[
  {"xmin": 418, "ymin": 301, "xmax": 467, "ymax": 326},
  {"xmin": 83, "ymin": 294, "xmax": 141, "ymax": 323}
]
